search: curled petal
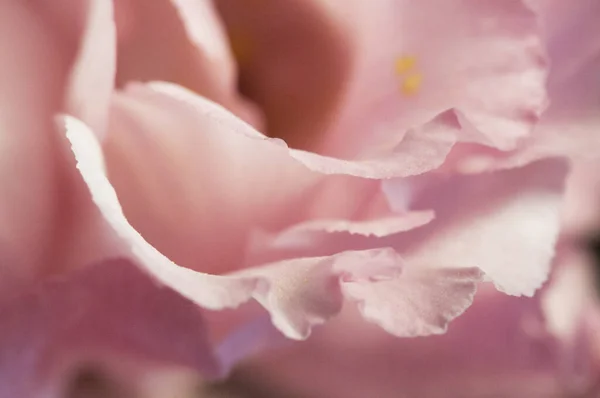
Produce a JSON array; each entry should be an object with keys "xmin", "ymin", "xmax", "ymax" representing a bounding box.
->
[
  {"xmin": 136, "ymin": 82, "xmax": 459, "ymax": 179},
  {"xmin": 65, "ymin": 0, "xmax": 117, "ymax": 138},
  {"xmin": 385, "ymin": 159, "xmax": 568, "ymax": 296},
  {"xmin": 343, "ymin": 266, "xmax": 482, "ymax": 337},
  {"xmin": 321, "ymin": 0, "xmax": 547, "ymax": 156},
  {"xmin": 113, "ymin": 0, "xmax": 259, "ymax": 124},
  {"xmin": 61, "ymin": 114, "xmax": 479, "ymax": 341},
  {"xmin": 103, "ymin": 83, "xmax": 457, "ymax": 275}
]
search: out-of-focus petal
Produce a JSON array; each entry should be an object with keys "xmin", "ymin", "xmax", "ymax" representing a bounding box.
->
[
  {"xmin": 541, "ymin": 248, "xmax": 600, "ymax": 392},
  {"xmin": 0, "ymin": 258, "xmax": 219, "ymax": 397},
  {"xmin": 64, "ymin": 0, "xmax": 117, "ymax": 138},
  {"xmin": 32, "ymin": 0, "xmax": 117, "ymax": 138},
  {"xmin": 214, "ymin": 0, "xmax": 353, "ymax": 149},
  {"xmin": 270, "ymin": 210, "xmax": 434, "ymax": 240},
  {"xmin": 384, "ymin": 159, "xmax": 568, "ymax": 296},
  {"xmin": 0, "ymin": 1, "xmax": 67, "ymax": 299},
  {"xmin": 561, "ymin": 160, "xmax": 600, "ymax": 237},
  {"xmin": 229, "ymin": 284, "xmax": 584, "ymax": 398},
  {"xmin": 113, "ymin": 0, "xmax": 259, "ymax": 125},
  {"xmin": 449, "ymin": 0, "xmax": 600, "ymax": 171}
]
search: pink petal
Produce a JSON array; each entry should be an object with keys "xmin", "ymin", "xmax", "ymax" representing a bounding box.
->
[
  {"xmin": 114, "ymin": 0, "xmax": 258, "ymax": 125},
  {"xmin": 127, "ymin": 82, "xmax": 459, "ymax": 178},
  {"xmin": 319, "ymin": 0, "xmax": 547, "ymax": 156},
  {"xmin": 448, "ymin": 0, "xmax": 600, "ymax": 171},
  {"xmin": 271, "ymin": 210, "xmax": 434, "ymax": 240},
  {"xmin": 237, "ymin": 249, "xmax": 406, "ymax": 339},
  {"xmin": 61, "ymin": 115, "xmax": 261, "ymax": 310},
  {"xmin": 243, "ymin": 209, "xmax": 434, "ymax": 268},
  {"xmin": 0, "ymin": 1, "xmax": 67, "ymax": 299},
  {"xmin": 343, "ymin": 266, "xmax": 482, "ymax": 337},
  {"xmin": 214, "ymin": 0, "xmax": 353, "ymax": 149},
  {"xmin": 0, "ymin": 258, "xmax": 219, "ymax": 397},
  {"xmin": 524, "ymin": 0, "xmax": 600, "ymax": 160},
  {"xmin": 103, "ymin": 83, "xmax": 457, "ymax": 276},
  {"xmin": 385, "ymin": 159, "xmax": 568, "ymax": 296},
  {"xmin": 64, "ymin": 0, "xmax": 117, "ymax": 138},
  {"xmin": 232, "ymin": 285, "xmax": 585, "ymax": 398},
  {"xmin": 561, "ymin": 160, "xmax": 600, "ymax": 237},
  {"xmin": 62, "ymin": 107, "xmax": 479, "ymax": 341}
]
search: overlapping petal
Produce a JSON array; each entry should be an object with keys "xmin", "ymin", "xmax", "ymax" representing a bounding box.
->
[
  {"xmin": 0, "ymin": 258, "xmax": 219, "ymax": 398},
  {"xmin": 385, "ymin": 159, "xmax": 568, "ymax": 296},
  {"xmin": 113, "ymin": 0, "xmax": 259, "ymax": 125},
  {"xmin": 226, "ymin": 284, "xmax": 587, "ymax": 398},
  {"xmin": 216, "ymin": 0, "xmax": 547, "ymax": 155},
  {"xmin": 103, "ymin": 82, "xmax": 458, "ymax": 274},
  {"xmin": 60, "ymin": 82, "xmax": 480, "ymax": 341},
  {"xmin": 64, "ymin": 0, "xmax": 116, "ymax": 138}
]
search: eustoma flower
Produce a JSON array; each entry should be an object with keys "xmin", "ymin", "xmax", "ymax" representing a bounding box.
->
[{"xmin": 0, "ymin": 0, "xmax": 597, "ymax": 396}]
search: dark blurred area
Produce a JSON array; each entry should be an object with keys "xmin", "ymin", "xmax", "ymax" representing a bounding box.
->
[{"xmin": 588, "ymin": 232, "xmax": 600, "ymax": 297}]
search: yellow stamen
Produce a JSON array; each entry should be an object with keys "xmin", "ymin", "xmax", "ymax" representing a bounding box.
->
[
  {"xmin": 395, "ymin": 56, "xmax": 417, "ymax": 75},
  {"xmin": 401, "ymin": 73, "xmax": 422, "ymax": 95}
]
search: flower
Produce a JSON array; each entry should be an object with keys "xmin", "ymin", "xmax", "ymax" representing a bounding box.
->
[{"xmin": 0, "ymin": 0, "xmax": 598, "ymax": 396}]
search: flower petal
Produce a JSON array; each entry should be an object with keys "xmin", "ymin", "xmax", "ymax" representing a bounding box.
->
[
  {"xmin": 385, "ymin": 159, "xmax": 568, "ymax": 296},
  {"xmin": 60, "ymin": 114, "xmax": 261, "ymax": 310},
  {"xmin": 448, "ymin": 0, "xmax": 600, "ymax": 171},
  {"xmin": 228, "ymin": 286, "xmax": 578, "ymax": 398},
  {"xmin": 103, "ymin": 82, "xmax": 457, "ymax": 276},
  {"xmin": 0, "ymin": 258, "xmax": 220, "ymax": 397},
  {"xmin": 0, "ymin": 1, "xmax": 67, "ymax": 298},
  {"xmin": 64, "ymin": 0, "xmax": 117, "ymax": 138},
  {"xmin": 321, "ymin": 0, "xmax": 547, "ymax": 156},
  {"xmin": 62, "ymin": 113, "xmax": 478, "ymax": 342},
  {"xmin": 343, "ymin": 266, "xmax": 482, "ymax": 337},
  {"xmin": 135, "ymin": 82, "xmax": 459, "ymax": 179},
  {"xmin": 114, "ymin": 0, "xmax": 258, "ymax": 124},
  {"xmin": 272, "ymin": 210, "xmax": 434, "ymax": 240}
]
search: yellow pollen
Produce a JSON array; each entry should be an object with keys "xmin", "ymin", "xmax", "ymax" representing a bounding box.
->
[
  {"xmin": 395, "ymin": 56, "xmax": 417, "ymax": 75},
  {"xmin": 401, "ymin": 73, "xmax": 422, "ymax": 95}
]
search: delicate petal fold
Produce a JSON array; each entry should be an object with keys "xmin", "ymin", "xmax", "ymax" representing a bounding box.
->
[
  {"xmin": 113, "ymin": 0, "xmax": 259, "ymax": 124},
  {"xmin": 61, "ymin": 111, "xmax": 479, "ymax": 341},
  {"xmin": 343, "ymin": 266, "xmax": 482, "ymax": 337},
  {"xmin": 450, "ymin": 0, "xmax": 600, "ymax": 171},
  {"xmin": 133, "ymin": 82, "xmax": 459, "ymax": 179},
  {"xmin": 0, "ymin": 258, "xmax": 219, "ymax": 397},
  {"xmin": 319, "ymin": 0, "xmax": 547, "ymax": 156},
  {"xmin": 229, "ymin": 285, "xmax": 581, "ymax": 398},
  {"xmin": 385, "ymin": 159, "xmax": 568, "ymax": 296},
  {"xmin": 65, "ymin": 0, "xmax": 116, "ymax": 138},
  {"xmin": 103, "ymin": 82, "xmax": 457, "ymax": 275},
  {"xmin": 238, "ymin": 248, "xmax": 405, "ymax": 339},
  {"xmin": 271, "ymin": 210, "xmax": 434, "ymax": 240},
  {"xmin": 61, "ymin": 115, "xmax": 261, "ymax": 310}
]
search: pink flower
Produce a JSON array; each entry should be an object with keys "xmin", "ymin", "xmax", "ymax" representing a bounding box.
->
[
  {"xmin": 207, "ymin": 1, "xmax": 600, "ymax": 396},
  {"xmin": 0, "ymin": 0, "xmax": 598, "ymax": 396}
]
